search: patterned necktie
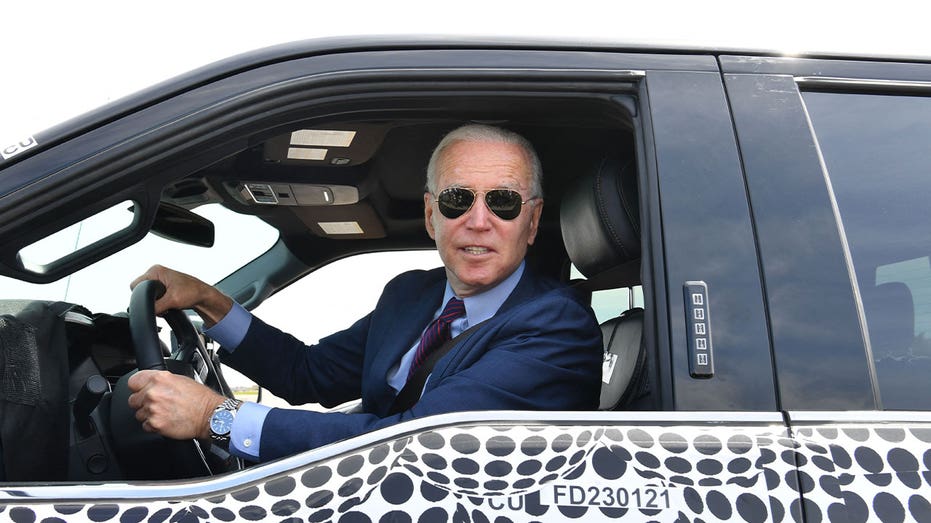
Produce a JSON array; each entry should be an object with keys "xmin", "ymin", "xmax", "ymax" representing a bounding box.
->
[{"xmin": 408, "ymin": 297, "xmax": 466, "ymax": 379}]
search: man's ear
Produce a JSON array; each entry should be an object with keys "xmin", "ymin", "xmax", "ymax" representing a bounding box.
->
[
  {"xmin": 527, "ymin": 199, "xmax": 544, "ymax": 245},
  {"xmin": 424, "ymin": 193, "xmax": 436, "ymax": 239}
]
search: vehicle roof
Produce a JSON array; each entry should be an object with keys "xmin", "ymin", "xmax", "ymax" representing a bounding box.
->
[{"xmin": 7, "ymin": 35, "xmax": 930, "ymax": 170}]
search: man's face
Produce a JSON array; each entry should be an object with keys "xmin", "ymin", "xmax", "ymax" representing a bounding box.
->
[{"xmin": 424, "ymin": 139, "xmax": 543, "ymax": 297}]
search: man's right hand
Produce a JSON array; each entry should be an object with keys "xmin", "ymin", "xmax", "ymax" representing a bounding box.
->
[
  {"xmin": 127, "ymin": 369, "xmax": 226, "ymax": 441},
  {"xmin": 131, "ymin": 265, "xmax": 233, "ymax": 328}
]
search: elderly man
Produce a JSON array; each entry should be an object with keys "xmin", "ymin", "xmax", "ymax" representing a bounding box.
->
[{"xmin": 128, "ymin": 124, "xmax": 603, "ymax": 462}]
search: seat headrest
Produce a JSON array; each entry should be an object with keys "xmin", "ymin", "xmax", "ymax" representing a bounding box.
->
[
  {"xmin": 560, "ymin": 153, "xmax": 640, "ymax": 283},
  {"xmin": 866, "ymin": 281, "xmax": 915, "ymax": 359}
]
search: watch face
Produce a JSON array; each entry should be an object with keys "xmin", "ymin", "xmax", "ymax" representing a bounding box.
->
[{"xmin": 210, "ymin": 409, "xmax": 235, "ymax": 436}]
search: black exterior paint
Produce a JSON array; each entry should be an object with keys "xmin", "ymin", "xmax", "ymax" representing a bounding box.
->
[
  {"xmin": 646, "ymin": 70, "xmax": 774, "ymax": 411},
  {"xmin": 724, "ymin": 73, "xmax": 877, "ymax": 410}
]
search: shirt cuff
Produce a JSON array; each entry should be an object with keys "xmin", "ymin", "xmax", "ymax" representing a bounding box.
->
[
  {"xmin": 203, "ymin": 302, "xmax": 252, "ymax": 351},
  {"xmin": 229, "ymin": 401, "xmax": 270, "ymax": 461}
]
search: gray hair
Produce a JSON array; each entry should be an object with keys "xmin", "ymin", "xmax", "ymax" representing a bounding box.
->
[{"xmin": 425, "ymin": 124, "xmax": 543, "ymax": 198}]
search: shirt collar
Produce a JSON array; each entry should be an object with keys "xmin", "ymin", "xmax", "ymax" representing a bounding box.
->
[{"xmin": 442, "ymin": 261, "xmax": 525, "ymax": 328}]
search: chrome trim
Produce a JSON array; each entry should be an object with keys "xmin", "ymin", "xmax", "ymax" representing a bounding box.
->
[
  {"xmin": 333, "ymin": 67, "xmax": 646, "ymax": 78},
  {"xmin": 0, "ymin": 410, "xmax": 781, "ymax": 502},
  {"xmin": 796, "ymin": 76, "xmax": 931, "ymax": 91},
  {"xmin": 788, "ymin": 410, "xmax": 931, "ymax": 423},
  {"xmin": 282, "ymin": 67, "xmax": 646, "ymax": 90}
]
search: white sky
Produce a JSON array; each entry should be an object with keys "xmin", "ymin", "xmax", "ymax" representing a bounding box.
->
[{"xmin": 1, "ymin": 0, "xmax": 929, "ymax": 145}]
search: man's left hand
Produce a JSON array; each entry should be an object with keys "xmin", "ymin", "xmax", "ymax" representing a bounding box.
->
[{"xmin": 127, "ymin": 370, "xmax": 226, "ymax": 440}]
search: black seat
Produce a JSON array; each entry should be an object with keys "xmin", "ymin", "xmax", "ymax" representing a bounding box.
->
[
  {"xmin": 0, "ymin": 300, "xmax": 73, "ymax": 480},
  {"xmin": 560, "ymin": 152, "xmax": 647, "ymax": 410},
  {"xmin": 598, "ymin": 307, "xmax": 648, "ymax": 409}
]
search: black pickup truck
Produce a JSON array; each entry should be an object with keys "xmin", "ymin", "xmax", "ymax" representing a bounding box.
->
[{"xmin": 0, "ymin": 39, "xmax": 928, "ymax": 522}]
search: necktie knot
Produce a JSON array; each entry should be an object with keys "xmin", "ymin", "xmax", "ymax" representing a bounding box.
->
[
  {"xmin": 408, "ymin": 297, "xmax": 465, "ymax": 379},
  {"xmin": 438, "ymin": 296, "xmax": 465, "ymax": 322}
]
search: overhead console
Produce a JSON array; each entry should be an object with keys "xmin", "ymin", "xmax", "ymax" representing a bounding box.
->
[
  {"xmin": 235, "ymin": 180, "xmax": 385, "ymax": 239},
  {"xmin": 239, "ymin": 182, "xmax": 359, "ymax": 207},
  {"xmin": 227, "ymin": 124, "xmax": 391, "ymax": 240}
]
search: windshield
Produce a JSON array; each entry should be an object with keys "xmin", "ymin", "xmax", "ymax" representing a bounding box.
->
[{"xmin": 0, "ymin": 204, "xmax": 278, "ymax": 314}]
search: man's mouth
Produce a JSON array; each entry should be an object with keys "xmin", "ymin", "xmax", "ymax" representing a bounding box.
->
[{"xmin": 463, "ymin": 246, "xmax": 490, "ymax": 255}]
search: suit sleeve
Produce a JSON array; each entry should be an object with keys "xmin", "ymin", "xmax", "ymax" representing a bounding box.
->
[
  {"xmin": 217, "ymin": 268, "xmax": 441, "ymax": 408},
  {"xmin": 255, "ymin": 288, "xmax": 603, "ymax": 462},
  {"xmin": 219, "ymin": 313, "xmax": 370, "ymax": 408}
]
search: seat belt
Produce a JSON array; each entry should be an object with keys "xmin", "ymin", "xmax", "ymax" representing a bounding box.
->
[{"xmin": 388, "ymin": 321, "xmax": 485, "ymax": 414}]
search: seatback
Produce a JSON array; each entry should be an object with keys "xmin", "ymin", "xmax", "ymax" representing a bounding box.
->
[
  {"xmin": 599, "ymin": 307, "xmax": 649, "ymax": 409},
  {"xmin": 0, "ymin": 300, "xmax": 72, "ymax": 480},
  {"xmin": 560, "ymin": 152, "xmax": 647, "ymax": 410}
]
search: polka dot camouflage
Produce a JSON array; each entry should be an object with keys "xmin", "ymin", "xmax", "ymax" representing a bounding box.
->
[
  {"xmin": 793, "ymin": 423, "xmax": 931, "ymax": 523},
  {"xmin": 2, "ymin": 419, "xmax": 930, "ymax": 522}
]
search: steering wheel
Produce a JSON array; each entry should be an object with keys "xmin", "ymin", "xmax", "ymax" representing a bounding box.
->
[
  {"xmin": 108, "ymin": 279, "xmax": 239, "ymax": 479},
  {"xmin": 129, "ymin": 279, "xmax": 218, "ymax": 377}
]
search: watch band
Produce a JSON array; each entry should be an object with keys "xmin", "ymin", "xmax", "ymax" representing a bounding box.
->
[
  {"xmin": 209, "ymin": 398, "xmax": 243, "ymax": 445},
  {"xmin": 218, "ymin": 398, "xmax": 243, "ymax": 413}
]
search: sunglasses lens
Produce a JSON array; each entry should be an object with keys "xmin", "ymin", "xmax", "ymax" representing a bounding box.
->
[
  {"xmin": 437, "ymin": 188, "xmax": 474, "ymax": 219},
  {"xmin": 485, "ymin": 190, "xmax": 523, "ymax": 220},
  {"xmin": 436, "ymin": 188, "xmax": 526, "ymax": 220}
]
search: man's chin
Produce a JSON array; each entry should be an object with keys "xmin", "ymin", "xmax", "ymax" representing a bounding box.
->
[
  {"xmin": 451, "ymin": 264, "xmax": 521, "ymax": 296},
  {"xmin": 450, "ymin": 273, "xmax": 497, "ymax": 297}
]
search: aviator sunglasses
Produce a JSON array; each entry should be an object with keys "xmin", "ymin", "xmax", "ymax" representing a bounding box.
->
[{"xmin": 434, "ymin": 187, "xmax": 535, "ymax": 220}]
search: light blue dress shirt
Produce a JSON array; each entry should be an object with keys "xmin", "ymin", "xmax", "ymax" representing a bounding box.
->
[{"xmin": 206, "ymin": 262, "xmax": 525, "ymax": 460}]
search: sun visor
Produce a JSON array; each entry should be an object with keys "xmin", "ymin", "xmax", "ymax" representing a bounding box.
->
[
  {"xmin": 263, "ymin": 124, "xmax": 386, "ymax": 167},
  {"xmin": 290, "ymin": 202, "xmax": 386, "ymax": 239}
]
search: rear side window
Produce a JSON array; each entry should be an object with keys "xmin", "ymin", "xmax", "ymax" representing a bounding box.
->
[{"xmin": 803, "ymin": 91, "xmax": 931, "ymax": 410}]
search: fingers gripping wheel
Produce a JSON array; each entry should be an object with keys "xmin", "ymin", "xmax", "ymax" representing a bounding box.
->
[{"xmin": 129, "ymin": 280, "xmax": 203, "ymax": 370}]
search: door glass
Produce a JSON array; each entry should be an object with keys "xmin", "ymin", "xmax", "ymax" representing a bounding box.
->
[{"xmin": 803, "ymin": 91, "xmax": 931, "ymax": 409}]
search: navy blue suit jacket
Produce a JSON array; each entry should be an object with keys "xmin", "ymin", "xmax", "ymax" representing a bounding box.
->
[{"xmin": 220, "ymin": 266, "xmax": 603, "ymax": 461}]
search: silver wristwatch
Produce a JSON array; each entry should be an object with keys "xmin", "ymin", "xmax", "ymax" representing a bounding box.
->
[{"xmin": 208, "ymin": 398, "xmax": 243, "ymax": 446}]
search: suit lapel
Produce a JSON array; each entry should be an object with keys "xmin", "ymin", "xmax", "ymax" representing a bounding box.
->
[
  {"xmin": 498, "ymin": 266, "xmax": 550, "ymax": 314},
  {"xmin": 425, "ymin": 266, "xmax": 554, "ymax": 383},
  {"xmin": 366, "ymin": 270, "xmax": 446, "ymax": 415},
  {"xmin": 365, "ymin": 265, "xmax": 553, "ymax": 415}
]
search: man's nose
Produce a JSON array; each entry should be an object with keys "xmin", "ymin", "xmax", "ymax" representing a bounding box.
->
[{"xmin": 464, "ymin": 194, "xmax": 493, "ymax": 229}]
